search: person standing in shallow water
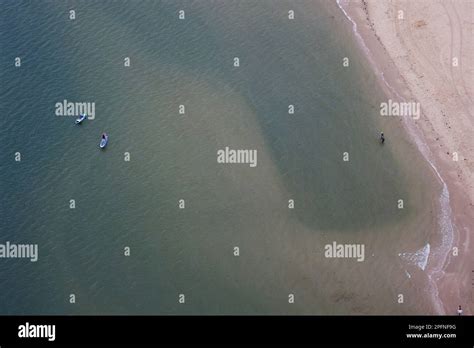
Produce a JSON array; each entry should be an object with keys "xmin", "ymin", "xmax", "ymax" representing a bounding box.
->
[{"xmin": 380, "ymin": 132, "xmax": 385, "ymax": 144}]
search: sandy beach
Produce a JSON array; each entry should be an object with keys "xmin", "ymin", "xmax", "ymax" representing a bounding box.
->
[{"xmin": 338, "ymin": 0, "xmax": 474, "ymax": 314}]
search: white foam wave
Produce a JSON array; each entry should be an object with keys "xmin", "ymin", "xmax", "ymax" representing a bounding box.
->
[{"xmin": 399, "ymin": 243, "xmax": 430, "ymax": 271}]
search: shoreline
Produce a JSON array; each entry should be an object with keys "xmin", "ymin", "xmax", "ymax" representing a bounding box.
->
[{"xmin": 336, "ymin": 0, "xmax": 473, "ymax": 314}]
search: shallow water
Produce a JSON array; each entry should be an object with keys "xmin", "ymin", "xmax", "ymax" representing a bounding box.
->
[{"xmin": 0, "ymin": 0, "xmax": 441, "ymax": 314}]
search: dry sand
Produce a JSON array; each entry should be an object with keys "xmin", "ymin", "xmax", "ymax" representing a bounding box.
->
[{"xmin": 338, "ymin": 0, "xmax": 474, "ymax": 314}]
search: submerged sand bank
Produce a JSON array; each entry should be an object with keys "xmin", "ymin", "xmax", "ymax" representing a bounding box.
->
[{"xmin": 337, "ymin": 0, "xmax": 474, "ymax": 314}]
